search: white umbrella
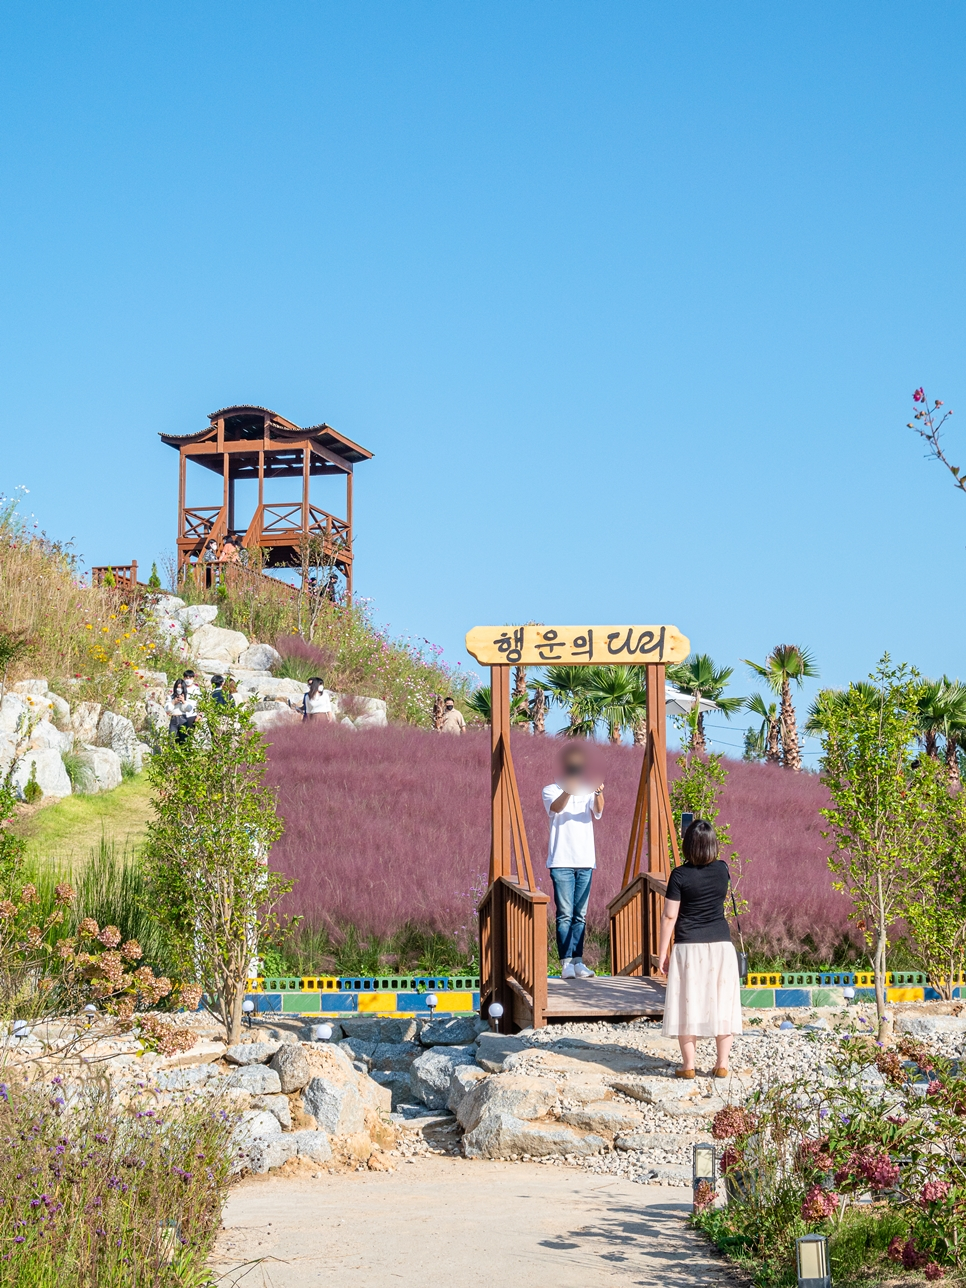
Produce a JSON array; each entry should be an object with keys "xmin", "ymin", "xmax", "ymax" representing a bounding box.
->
[{"xmin": 664, "ymin": 685, "xmax": 720, "ymax": 718}]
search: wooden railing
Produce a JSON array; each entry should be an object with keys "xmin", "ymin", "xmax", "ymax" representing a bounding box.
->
[
  {"xmin": 608, "ymin": 872, "xmax": 668, "ymax": 977},
  {"xmin": 91, "ymin": 563, "xmax": 140, "ymax": 590},
  {"xmin": 479, "ymin": 876, "xmax": 548, "ymax": 1031},
  {"xmin": 182, "ymin": 506, "xmax": 226, "ymax": 543},
  {"xmin": 184, "ymin": 562, "xmax": 300, "ymax": 600}
]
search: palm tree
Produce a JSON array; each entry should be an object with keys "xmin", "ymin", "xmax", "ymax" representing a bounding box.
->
[
  {"xmin": 743, "ymin": 645, "xmax": 818, "ymax": 772},
  {"xmin": 915, "ymin": 679, "xmax": 955, "ymax": 759},
  {"xmin": 541, "ymin": 666, "xmax": 596, "ymax": 734},
  {"xmin": 466, "ymin": 686, "xmax": 530, "ymax": 726},
  {"xmin": 666, "ymin": 653, "xmax": 745, "ymax": 754},
  {"xmin": 579, "ymin": 666, "xmax": 648, "ymax": 744},
  {"xmin": 806, "ymin": 683, "xmax": 879, "ymax": 740},
  {"xmin": 744, "ymin": 693, "xmax": 780, "ymax": 765}
]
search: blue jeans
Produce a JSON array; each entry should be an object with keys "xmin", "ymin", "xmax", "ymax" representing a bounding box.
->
[{"xmin": 549, "ymin": 867, "xmax": 593, "ymax": 961}]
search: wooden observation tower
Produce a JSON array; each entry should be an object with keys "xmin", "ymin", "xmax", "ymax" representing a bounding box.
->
[{"xmin": 160, "ymin": 405, "xmax": 372, "ymax": 595}]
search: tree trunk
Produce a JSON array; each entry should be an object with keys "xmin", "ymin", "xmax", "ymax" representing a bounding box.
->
[
  {"xmin": 609, "ymin": 721, "xmax": 621, "ymax": 744},
  {"xmin": 531, "ymin": 687, "xmax": 546, "ymax": 735},
  {"xmin": 432, "ymin": 694, "xmax": 445, "ymax": 731},
  {"xmin": 228, "ymin": 979, "xmax": 245, "ymax": 1046},
  {"xmin": 947, "ymin": 737, "xmax": 961, "ymax": 789},
  {"xmin": 691, "ymin": 711, "xmax": 707, "ymax": 755},
  {"xmin": 632, "ymin": 718, "xmax": 647, "ymax": 747},
  {"xmin": 925, "ymin": 730, "xmax": 939, "ymax": 758},
  {"xmin": 779, "ymin": 678, "xmax": 802, "ymax": 771},
  {"xmin": 513, "ymin": 666, "xmax": 527, "ymax": 701},
  {"xmin": 766, "ymin": 715, "xmax": 781, "ymax": 765},
  {"xmin": 874, "ymin": 872, "xmax": 888, "ymax": 1039}
]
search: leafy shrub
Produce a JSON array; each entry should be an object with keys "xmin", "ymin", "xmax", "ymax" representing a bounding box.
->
[
  {"xmin": 22, "ymin": 763, "xmax": 41, "ymax": 804},
  {"xmin": 0, "ymin": 1076, "xmax": 232, "ymax": 1286}
]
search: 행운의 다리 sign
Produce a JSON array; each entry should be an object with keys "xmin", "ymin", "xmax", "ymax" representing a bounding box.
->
[{"xmin": 465, "ymin": 624, "xmax": 690, "ymax": 667}]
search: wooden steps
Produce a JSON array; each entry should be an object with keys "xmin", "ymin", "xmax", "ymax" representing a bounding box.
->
[{"xmin": 544, "ymin": 975, "xmax": 666, "ymax": 1022}]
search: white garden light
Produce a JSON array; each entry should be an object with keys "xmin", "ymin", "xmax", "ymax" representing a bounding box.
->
[
  {"xmin": 11, "ymin": 1020, "xmax": 29, "ymax": 1041},
  {"xmin": 796, "ymin": 1233, "xmax": 831, "ymax": 1288},
  {"xmin": 487, "ymin": 1001, "xmax": 504, "ymax": 1032},
  {"xmin": 843, "ymin": 986, "xmax": 855, "ymax": 1001},
  {"xmin": 83, "ymin": 1004, "xmax": 97, "ymax": 1029},
  {"xmin": 242, "ymin": 999, "xmax": 255, "ymax": 1029},
  {"xmin": 312, "ymin": 1024, "xmax": 333, "ymax": 1042},
  {"xmin": 425, "ymin": 993, "xmax": 438, "ymax": 1016}
]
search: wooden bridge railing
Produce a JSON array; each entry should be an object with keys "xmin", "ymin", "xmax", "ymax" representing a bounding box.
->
[
  {"xmin": 91, "ymin": 563, "xmax": 141, "ymax": 591},
  {"xmin": 479, "ymin": 877, "xmax": 548, "ymax": 1032},
  {"xmin": 609, "ymin": 872, "xmax": 668, "ymax": 977}
]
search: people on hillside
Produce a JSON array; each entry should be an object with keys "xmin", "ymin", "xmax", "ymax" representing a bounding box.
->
[
  {"xmin": 658, "ymin": 818, "xmax": 742, "ymax": 1080},
  {"xmin": 541, "ymin": 746, "xmax": 605, "ymax": 981},
  {"xmin": 203, "ymin": 539, "xmax": 218, "ymax": 563},
  {"xmin": 219, "ymin": 535, "xmax": 239, "ymax": 562},
  {"xmin": 298, "ymin": 676, "xmax": 335, "ymax": 722},
  {"xmin": 438, "ymin": 697, "xmax": 466, "ymax": 735},
  {"xmin": 165, "ymin": 679, "xmax": 197, "ymax": 743},
  {"xmin": 210, "ymin": 675, "xmax": 232, "ymax": 706},
  {"xmin": 182, "ymin": 669, "xmax": 201, "ymax": 700}
]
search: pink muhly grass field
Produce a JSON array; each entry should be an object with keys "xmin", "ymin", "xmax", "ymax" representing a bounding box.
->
[{"xmin": 264, "ymin": 725, "xmax": 854, "ymax": 959}]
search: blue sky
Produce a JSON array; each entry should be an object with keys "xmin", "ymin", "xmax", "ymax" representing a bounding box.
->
[{"xmin": 1, "ymin": 3, "xmax": 964, "ymax": 759}]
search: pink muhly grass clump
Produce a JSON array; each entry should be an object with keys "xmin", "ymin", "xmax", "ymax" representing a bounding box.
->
[
  {"xmin": 265, "ymin": 727, "xmax": 853, "ymax": 956},
  {"xmin": 274, "ymin": 633, "xmax": 336, "ymax": 671}
]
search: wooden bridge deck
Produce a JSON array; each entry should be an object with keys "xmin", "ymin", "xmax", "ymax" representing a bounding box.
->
[{"xmin": 544, "ymin": 975, "xmax": 665, "ymax": 1023}]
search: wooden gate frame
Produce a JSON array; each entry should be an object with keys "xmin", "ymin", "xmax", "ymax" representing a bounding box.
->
[{"xmin": 478, "ymin": 659, "xmax": 682, "ymax": 1032}]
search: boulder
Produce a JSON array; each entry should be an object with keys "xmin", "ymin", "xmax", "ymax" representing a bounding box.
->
[
  {"xmin": 291, "ymin": 1129, "xmax": 333, "ymax": 1162},
  {"xmin": 237, "ymin": 643, "xmax": 281, "ymax": 671},
  {"xmin": 371, "ymin": 1070, "xmax": 413, "ymax": 1109},
  {"xmin": 12, "ymin": 750, "xmax": 71, "ymax": 798},
  {"xmin": 248, "ymin": 1135, "xmax": 298, "ymax": 1174},
  {"xmin": 269, "ymin": 1043, "xmax": 312, "ymax": 1093},
  {"xmin": 897, "ymin": 1015, "xmax": 966, "ymax": 1039},
  {"xmin": 175, "ymin": 604, "xmax": 219, "ymax": 631},
  {"xmin": 46, "ymin": 693, "xmax": 71, "ymax": 730},
  {"xmin": 75, "ymin": 746, "xmax": 122, "ymax": 793},
  {"xmin": 475, "ymin": 1032, "xmax": 529, "ymax": 1073},
  {"xmin": 145, "ymin": 700, "xmax": 168, "ymax": 734},
  {"xmin": 446, "ymin": 1064, "xmax": 489, "ymax": 1116},
  {"xmin": 370, "ymin": 1041, "xmax": 420, "ymax": 1072},
  {"xmin": 226, "ymin": 1066, "xmax": 283, "ymax": 1095},
  {"xmin": 95, "ymin": 711, "xmax": 142, "ymax": 770},
  {"xmin": 135, "ymin": 669, "xmax": 169, "ymax": 688},
  {"xmin": 238, "ymin": 677, "xmax": 307, "ymax": 703},
  {"xmin": 339, "ymin": 1037, "xmax": 374, "ymax": 1067},
  {"xmin": 153, "ymin": 1065, "xmax": 216, "ymax": 1091},
  {"xmin": 251, "ymin": 704, "xmax": 301, "ymax": 732},
  {"xmin": 0, "ymin": 733, "xmax": 15, "ymax": 775},
  {"xmin": 409, "ymin": 1046, "xmax": 478, "ymax": 1110},
  {"xmin": 615, "ymin": 1129, "xmax": 708, "ymax": 1152},
  {"xmin": 70, "ymin": 701, "xmax": 102, "ymax": 744},
  {"xmin": 462, "ymin": 1112, "xmax": 607, "ymax": 1160},
  {"xmin": 302, "ymin": 1076, "xmax": 367, "ymax": 1135},
  {"xmin": 456, "ymin": 1073, "xmax": 558, "ymax": 1133},
  {"xmin": 0, "ymin": 694, "xmax": 29, "ymax": 737},
  {"xmin": 230, "ymin": 1108, "xmax": 281, "ymax": 1167},
  {"xmin": 148, "ymin": 595, "xmax": 186, "ymax": 617},
  {"xmin": 225, "ymin": 1041, "xmax": 282, "ymax": 1065},
  {"xmin": 559, "ymin": 1101, "xmax": 645, "ymax": 1137},
  {"xmin": 189, "ymin": 624, "xmax": 249, "ymax": 665},
  {"xmin": 420, "ymin": 1016, "xmax": 486, "ymax": 1047},
  {"xmin": 252, "ymin": 1094, "xmax": 292, "ymax": 1129},
  {"xmin": 28, "ymin": 722, "xmax": 72, "ymax": 753},
  {"xmin": 332, "ymin": 694, "xmax": 389, "ymax": 729},
  {"xmin": 13, "ymin": 679, "xmax": 48, "ymax": 696}
]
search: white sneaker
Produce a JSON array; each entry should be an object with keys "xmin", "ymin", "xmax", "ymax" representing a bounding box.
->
[
  {"xmin": 561, "ymin": 960, "xmax": 576, "ymax": 980},
  {"xmin": 573, "ymin": 960, "xmax": 596, "ymax": 978}
]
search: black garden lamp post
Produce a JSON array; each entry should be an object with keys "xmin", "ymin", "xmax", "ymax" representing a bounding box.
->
[{"xmin": 692, "ymin": 1142, "xmax": 716, "ymax": 1208}]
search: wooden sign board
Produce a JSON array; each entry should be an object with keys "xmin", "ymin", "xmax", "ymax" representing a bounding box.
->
[{"xmin": 465, "ymin": 624, "xmax": 690, "ymax": 667}]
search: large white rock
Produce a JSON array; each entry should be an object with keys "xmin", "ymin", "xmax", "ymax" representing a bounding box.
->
[
  {"xmin": 176, "ymin": 604, "xmax": 218, "ymax": 631},
  {"xmin": 332, "ymin": 694, "xmax": 388, "ymax": 729},
  {"xmin": 46, "ymin": 693, "xmax": 71, "ymax": 730},
  {"xmin": 463, "ymin": 1112, "xmax": 607, "ymax": 1160},
  {"xmin": 247, "ymin": 1135, "xmax": 297, "ymax": 1174},
  {"xmin": 148, "ymin": 595, "xmax": 186, "ymax": 617},
  {"xmin": 13, "ymin": 679, "xmax": 48, "ymax": 696},
  {"xmin": 95, "ymin": 710, "xmax": 142, "ymax": 770},
  {"xmin": 897, "ymin": 1015, "xmax": 966, "ymax": 1039},
  {"xmin": 251, "ymin": 705, "xmax": 302, "ymax": 732},
  {"xmin": 0, "ymin": 694, "xmax": 29, "ymax": 737},
  {"xmin": 145, "ymin": 700, "xmax": 168, "ymax": 733},
  {"xmin": 237, "ymin": 677, "xmax": 306, "ymax": 703},
  {"xmin": 302, "ymin": 1076, "xmax": 368, "ymax": 1135},
  {"xmin": 291, "ymin": 1129, "xmax": 332, "ymax": 1162},
  {"xmin": 135, "ymin": 669, "xmax": 170, "ymax": 688},
  {"xmin": 0, "ymin": 734, "xmax": 16, "ymax": 775},
  {"xmin": 237, "ymin": 643, "xmax": 281, "ymax": 671},
  {"xmin": 189, "ymin": 624, "xmax": 249, "ymax": 664},
  {"xmin": 456, "ymin": 1073, "xmax": 558, "ymax": 1133},
  {"xmin": 13, "ymin": 750, "xmax": 71, "ymax": 798},
  {"xmin": 76, "ymin": 746, "xmax": 122, "ymax": 793},
  {"xmin": 28, "ymin": 722, "xmax": 72, "ymax": 753},
  {"xmin": 70, "ymin": 702, "xmax": 102, "ymax": 743}
]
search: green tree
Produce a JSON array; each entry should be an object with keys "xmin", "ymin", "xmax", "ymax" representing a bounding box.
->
[
  {"xmin": 743, "ymin": 692, "xmax": 780, "ymax": 765},
  {"xmin": 147, "ymin": 562, "xmax": 162, "ymax": 589},
  {"xmin": 142, "ymin": 698, "xmax": 290, "ymax": 1043},
  {"xmin": 743, "ymin": 644, "xmax": 818, "ymax": 772},
  {"xmin": 540, "ymin": 665, "xmax": 595, "ymax": 732},
  {"xmin": 818, "ymin": 658, "xmax": 945, "ymax": 1036},
  {"xmin": 905, "ymin": 766, "xmax": 966, "ymax": 998},
  {"xmin": 575, "ymin": 665, "xmax": 648, "ymax": 744},
  {"xmin": 666, "ymin": 653, "xmax": 744, "ymax": 755},
  {"xmin": 465, "ymin": 686, "xmax": 530, "ymax": 726}
]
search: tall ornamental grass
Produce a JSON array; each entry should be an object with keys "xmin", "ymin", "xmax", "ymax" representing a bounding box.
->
[
  {"xmin": 0, "ymin": 1076, "xmax": 233, "ymax": 1286},
  {"xmin": 265, "ymin": 724, "xmax": 853, "ymax": 964}
]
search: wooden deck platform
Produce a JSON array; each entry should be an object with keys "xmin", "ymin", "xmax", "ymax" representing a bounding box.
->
[{"xmin": 544, "ymin": 975, "xmax": 666, "ymax": 1022}]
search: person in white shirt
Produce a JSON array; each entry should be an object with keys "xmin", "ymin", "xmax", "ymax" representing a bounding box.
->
[
  {"xmin": 300, "ymin": 676, "xmax": 335, "ymax": 722},
  {"xmin": 541, "ymin": 746, "xmax": 605, "ymax": 980},
  {"xmin": 165, "ymin": 679, "xmax": 198, "ymax": 743}
]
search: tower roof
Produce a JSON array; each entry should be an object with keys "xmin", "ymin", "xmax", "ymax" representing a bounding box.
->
[{"xmin": 159, "ymin": 405, "xmax": 373, "ymax": 464}]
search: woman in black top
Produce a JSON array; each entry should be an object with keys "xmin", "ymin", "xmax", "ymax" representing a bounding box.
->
[{"xmin": 658, "ymin": 819, "xmax": 742, "ymax": 1079}]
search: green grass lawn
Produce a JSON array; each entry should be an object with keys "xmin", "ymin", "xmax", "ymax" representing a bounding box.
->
[{"xmin": 13, "ymin": 774, "xmax": 155, "ymax": 866}]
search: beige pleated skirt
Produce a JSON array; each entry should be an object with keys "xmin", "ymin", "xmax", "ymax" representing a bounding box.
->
[{"xmin": 662, "ymin": 941, "xmax": 743, "ymax": 1038}]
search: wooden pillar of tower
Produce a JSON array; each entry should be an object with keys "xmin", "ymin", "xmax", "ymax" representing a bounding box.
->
[{"xmin": 346, "ymin": 470, "xmax": 354, "ymax": 602}]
